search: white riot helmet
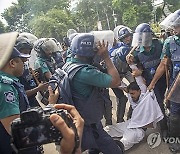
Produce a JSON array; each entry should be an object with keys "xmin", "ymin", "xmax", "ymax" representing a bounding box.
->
[
  {"xmin": 19, "ymin": 32, "xmax": 38, "ymax": 44},
  {"xmin": 67, "ymin": 29, "xmax": 77, "ymax": 38},
  {"xmin": 171, "ymin": 16, "xmax": 180, "ymax": 28},
  {"xmin": 160, "ymin": 9, "xmax": 180, "ymax": 30},
  {"xmin": 113, "ymin": 25, "xmax": 126, "ymax": 40}
]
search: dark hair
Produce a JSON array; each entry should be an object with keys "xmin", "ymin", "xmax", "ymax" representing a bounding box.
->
[{"xmin": 127, "ymin": 81, "xmax": 140, "ymax": 92}]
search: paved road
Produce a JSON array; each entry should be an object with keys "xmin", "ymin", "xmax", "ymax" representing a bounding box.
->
[{"xmin": 43, "ymin": 89, "xmax": 178, "ymax": 154}]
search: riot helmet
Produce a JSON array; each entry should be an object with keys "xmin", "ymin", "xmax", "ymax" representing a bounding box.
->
[
  {"xmin": 15, "ymin": 36, "xmax": 33, "ymax": 53},
  {"xmin": 132, "ymin": 23, "xmax": 153, "ymax": 47},
  {"xmin": 113, "ymin": 25, "xmax": 125, "ymax": 40},
  {"xmin": 171, "ymin": 16, "xmax": 180, "ymax": 28},
  {"xmin": 171, "ymin": 16, "xmax": 180, "ymax": 36},
  {"xmin": 71, "ymin": 33, "xmax": 96, "ymax": 57},
  {"xmin": 67, "ymin": 29, "xmax": 77, "ymax": 38},
  {"xmin": 34, "ymin": 38, "xmax": 59, "ymax": 57},
  {"xmin": 69, "ymin": 33, "xmax": 79, "ymax": 45},
  {"xmin": 50, "ymin": 38, "xmax": 63, "ymax": 52},
  {"xmin": 118, "ymin": 27, "xmax": 133, "ymax": 41},
  {"xmin": 160, "ymin": 9, "xmax": 180, "ymax": 30},
  {"xmin": 19, "ymin": 32, "xmax": 38, "ymax": 44}
]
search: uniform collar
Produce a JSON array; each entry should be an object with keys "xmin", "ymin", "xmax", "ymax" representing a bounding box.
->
[
  {"xmin": 71, "ymin": 57, "xmax": 90, "ymax": 64},
  {"xmin": 174, "ymin": 35, "xmax": 180, "ymax": 41},
  {"xmin": 139, "ymin": 44, "xmax": 155, "ymax": 53},
  {"xmin": 0, "ymin": 71, "xmax": 19, "ymax": 82}
]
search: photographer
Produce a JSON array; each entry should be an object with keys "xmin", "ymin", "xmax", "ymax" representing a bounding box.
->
[{"xmin": 0, "ymin": 32, "xmax": 84, "ymax": 154}]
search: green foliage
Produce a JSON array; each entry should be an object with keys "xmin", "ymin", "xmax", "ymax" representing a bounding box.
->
[
  {"xmin": 2, "ymin": 0, "xmax": 72, "ymax": 39},
  {"xmin": 151, "ymin": 23, "xmax": 161, "ymax": 33},
  {"xmin": 73, "ymin": 0, "xmax": 119, "ymax": 32},
  {"xmin": 165, "ymin": 0, "xmax": 180, "ymax": 12},
  {"xmin": 0, "ymin": 21, "xmax": 6, "ymax": 33},
  {"xmin": 29, "ymin": 9, "xmax": 75, "ymax": 40},
  {"xmin": 155, "ymin": 7, "xmax": 163, "ymax": 22},
  {"xmin": 112, "ymin": 0, "xmax": 153, "ymax": 29},
  {"xmin": 3, "ymin": 0, "xmax": 176, "ymax": 38}
]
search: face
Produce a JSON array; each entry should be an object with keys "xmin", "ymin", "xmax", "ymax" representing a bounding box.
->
[
  {"xmin": 12, "ymin": 57, "xmax": 27, "ymax": 77},
  {"xmin": 20, "ymin": 48, "xmax": 31, "ymax": 55},
  {"xmin": 129, "ymin": 89, "xmax": 141, "ymax": 102},
  {"xmin": 124, "ymin": 35, "xmax": 132, "ymax": 44},
  {"xmin": 44, "ymin": 49, "xmax": 52, "ymax": 57},
  {"xmin": 173, "ymin": 26, "xmax": 180, "ymax": 36},
  {"xmin": 144, "ymin": 46, "xmax": 151, "ymax": 52}
]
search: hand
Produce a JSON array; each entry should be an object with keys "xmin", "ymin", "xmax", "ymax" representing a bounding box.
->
[
  {"xmin": 37, "ymin": 82, "xmax": 48, "ymax": 91},
  {"xmin": 48, "ymin": 85, "xmax": 59, "ymax": 104},
  {"xmin": 147, "ymin": 83, "xmax": 155, "ymax": 91},
  {"xmin": 131, "ymin": 69, "xmax": 142, "ymax": 77},
  {"xmin": 50, "ymin": 104, "xmax": 84, "ymax": 154},
  {"xmin": 96, "ymin": 40, "xmax": 109, "ymax": 60},
  {"xmin": 126, "ymin": 54, "xmax": 134, "ymax": 65}
]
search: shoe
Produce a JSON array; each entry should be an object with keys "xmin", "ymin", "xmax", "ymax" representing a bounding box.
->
[
  {"xmin": 169, "ymin": 143, "xmax": 180, "ymax": 154},
  {"xmin": 113, "ymin": 139, "xmax": 125, "ymax": 153}
]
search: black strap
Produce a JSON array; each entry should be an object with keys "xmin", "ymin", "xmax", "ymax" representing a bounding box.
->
[{"xmin": 13, "ymin": 80, "xmax": 30, "ymax": 112}]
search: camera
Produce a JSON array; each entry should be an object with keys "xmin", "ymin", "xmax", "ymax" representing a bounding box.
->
[{"xmin": 11, "ymin": 106, "xmax": 78, "ymax": 150}]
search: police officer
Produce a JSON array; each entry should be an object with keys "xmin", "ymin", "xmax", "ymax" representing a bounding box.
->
[
  {"xmin": 63, "ymin": 33, "xmax": 123, "ymax": 153},
  {"xmin": 109, "ymin": 25, "xmax": 125, "ymax": 57},
  {"xmin": 129, "ymin": 23, "xmax": 168, "ymax": 136},
  {"xmin": 50, "ymin": 38, "xmax": 64, "ymax": 69},
  {"xmin": 0, "ymin": 32, "xmax": 43, "ymax": 154},
  {"xmin": 149, "ymin": 14, "xmax": 180, "ymax": 152},
  {"xmin": 34, "ymin": 38, "xmax": 59, "ymax": 81},
  {"xmin": 15, "ymin": 36, "xmax": 48, "ymax": 107},
  {"xmin": 111, "ymin": 27, "xmax": 135, "ymax": 122}
]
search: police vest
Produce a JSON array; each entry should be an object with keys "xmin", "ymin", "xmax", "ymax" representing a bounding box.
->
[
  {"xmin": 0, "ymin": 75, "xmax": 30, "ymax": 112},
  {"xmin": 63, "ymin": 62, "xmax": 106, "ymax": 125},
  {"xmin": 112, "ymin": 45, "xmax": 130, "ymax": 74},
  {"xmin": 45, "ymin": 57, "xmax": 57, "ymax": 74},
  {"xmin": 52, "ymin": 52, "xmax": 64, "ymax": 69},
  {"xmin": 169, "ymin": 36, "xmax": 180, "ymax": 79},
  {"xmin": 20, "ymin": 63, "xmax": 37, "ymax": 89},
  {"xmin": 137, "ymin": 40, "xmax": 162, "ymax": 80}
]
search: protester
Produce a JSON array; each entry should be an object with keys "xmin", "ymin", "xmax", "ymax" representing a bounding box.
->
[{"xmin": 104, "ymin": 65, "xmax": 163, "ymax": 150}]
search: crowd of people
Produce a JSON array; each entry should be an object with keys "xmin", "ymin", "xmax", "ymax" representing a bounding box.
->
[{"xmin": 0, "ymin": 8, "xmax": 179, "ymax": 154}]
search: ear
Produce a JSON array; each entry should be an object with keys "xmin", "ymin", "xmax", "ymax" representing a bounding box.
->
[{"xmin": 9, "ymin": 59, "xmax": 16, "ymax": 68}]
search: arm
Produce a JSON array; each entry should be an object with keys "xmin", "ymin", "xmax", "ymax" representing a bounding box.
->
[
  {"xmin": 130, "ymin": 64, "xmax": 147, "ymax": 93},
  {"xmin": 26, "ymin": 82, "xmax": 48, "ymax": 97},
  {"xmin": 97, "ymin": 41, "xmax": 120, "ymax": 88},
  {"xmin": 148, "ymin": 59, "xmax": 166, "ymax": 90},
  {"xmin": 44, "ymin": 71, "xmax": 52, "ymax": 81},
  {"xmin": 0, "ymin": 115, "xmax": 20, "ymax": 135}
]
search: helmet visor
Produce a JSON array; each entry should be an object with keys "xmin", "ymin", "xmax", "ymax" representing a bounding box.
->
[
  {"xmin": 131, "ymin": 32, "xmax": 152, "ymax": 47},
  {"xmin": 171, "ymin": 16, "xmax": 180, "ymax": 29},
  {"xmin": 160, "ymin": 13, "xmax": 179, "ymax": 30},
  {"xmin": 42, "ymin": 39, "xmax": 59, "ymax": 54}
]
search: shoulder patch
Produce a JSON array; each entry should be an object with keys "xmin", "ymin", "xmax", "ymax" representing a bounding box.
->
[
  {"xmin": 42, "ymin": 62, "xmax": 47, "ymax": 67},
  {"xmin": 0, "ymin": 76, "xmax": 13, "ymax": 84},
  {"xmin": 4, "ymin": 91, "xmax": 15, "ymax": 103}
]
